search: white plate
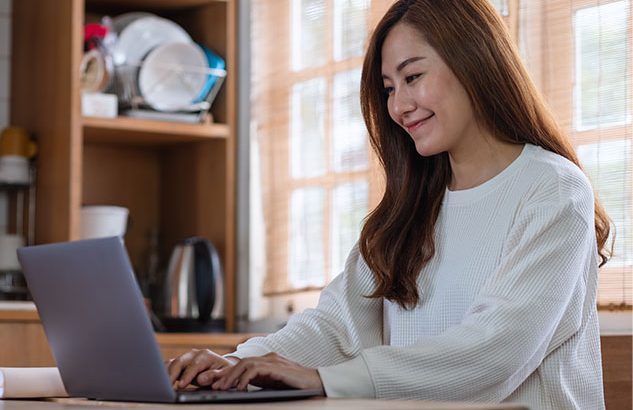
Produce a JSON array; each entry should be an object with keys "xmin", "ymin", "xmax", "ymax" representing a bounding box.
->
[
  {"xmin": 112, "ymin": 16, "xmax": 191, "ymax": 66},
  {"xmin": 138, "ymin": 42, "xmax": 209, "ymax": 112},
  {"xmin": 111, "ymin": 12, "xmax": 156, "ymax": 34}
]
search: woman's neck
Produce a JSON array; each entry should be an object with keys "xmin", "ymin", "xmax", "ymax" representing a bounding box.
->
[{"xmin": 447, "ymin": 138, "xmax": 525, "ymax": 191}]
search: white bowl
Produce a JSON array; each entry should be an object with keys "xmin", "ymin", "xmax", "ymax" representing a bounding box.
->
[
  {"xmin": 138, "ymin": 42, "xmax": 209, "ymax": 112},
  {"xmin": 80, "ymin": 206, "xmax": 129, "ymax": 239}
]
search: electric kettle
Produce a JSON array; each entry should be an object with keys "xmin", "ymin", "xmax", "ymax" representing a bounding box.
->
[{"xmin": 161, "ymin": 237, "xmax": 224, "ymax": 331}]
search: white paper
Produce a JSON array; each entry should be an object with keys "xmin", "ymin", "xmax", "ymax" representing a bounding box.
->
[{"xmin": 0, "ymin": 367, "xmax": 68, "ymax": 398}]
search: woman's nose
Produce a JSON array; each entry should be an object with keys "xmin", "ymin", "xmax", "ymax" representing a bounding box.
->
[{"xmin": 390, "ymin": 88, "xmax": 415, "ymax": 117}]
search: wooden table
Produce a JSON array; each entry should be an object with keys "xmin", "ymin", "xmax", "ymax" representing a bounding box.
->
[{"xmin": 0, "ymin": 398, "xmax": 529, "ymax": 410}]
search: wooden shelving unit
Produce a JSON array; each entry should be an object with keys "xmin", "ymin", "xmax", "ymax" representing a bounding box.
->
[{"xmin": 10, "ymin": 0, "xmax": 238, "ymax": 331}]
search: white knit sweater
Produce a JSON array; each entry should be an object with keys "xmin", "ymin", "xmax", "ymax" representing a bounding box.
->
[{"xmin": 232, "ymin": 144, "xmax": 605, "ymax": 409}]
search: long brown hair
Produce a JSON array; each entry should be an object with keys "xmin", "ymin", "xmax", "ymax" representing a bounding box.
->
[{"xmin": 359, "ymin": 0, "xmax": 612, "ymax": 309}]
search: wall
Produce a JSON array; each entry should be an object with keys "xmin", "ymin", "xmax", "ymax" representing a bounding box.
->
[
  {"xmin": 0, "ymin": 0, "xmax": 11, "ymax": 233},
  {"xmin": 0, "ymin": 0, "xmax": 10, "ymax": 128}
]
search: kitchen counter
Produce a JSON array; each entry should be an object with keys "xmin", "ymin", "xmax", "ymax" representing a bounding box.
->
[
  {"xmin": 0, "ymin": 301, "xmax": 39, "ymax": 321},
  {"xmin": 0, "ymin": 301, "xmax": 257, "ymax": 366}
]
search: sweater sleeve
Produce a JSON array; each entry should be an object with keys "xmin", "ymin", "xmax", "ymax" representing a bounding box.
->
[
  {"xmin": 319, "ymin": 184, "xmax": 598, "ymax": 401},
  {"xmin": 230, "ymin": 244, "xmax": 383, "ymax": 371}
]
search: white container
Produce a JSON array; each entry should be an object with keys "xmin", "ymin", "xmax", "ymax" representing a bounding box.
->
[
  {"xmin": 0, "ymin": 234, "xmax": 25, "ymax": 271},
  {"xmin": 81, "ymin": 92, "xmax": 118, "ymax": 118},
  {"xmin": 0, "ymin": 155, "xmax": 30, "ymax": 184},
  {"xmin": 80, "ymin": 206, "xmax": 129, "ymax": 239}
]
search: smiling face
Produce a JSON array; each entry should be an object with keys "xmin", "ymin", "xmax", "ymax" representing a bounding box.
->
[{"xmin": 381, "ymin": 22, "xmax": 482, "ymax": 157}]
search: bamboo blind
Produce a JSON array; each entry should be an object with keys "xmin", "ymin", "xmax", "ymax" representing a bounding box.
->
[{"xmin": 249, "ymin": 0, "xmax": 632, "ymax": 310}]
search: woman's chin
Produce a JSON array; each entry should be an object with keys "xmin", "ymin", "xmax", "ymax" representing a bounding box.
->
[{"xmin": 414, "ymin": 140, "xmax": 441, "ymax": 157}]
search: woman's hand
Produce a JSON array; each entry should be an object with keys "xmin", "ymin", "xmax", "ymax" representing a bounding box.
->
[
  {"xmin": 166, "ymin": 348, "xmax": 239, "ymax": 389},
  {"xmin": 209, "ymin": 352, "xmax": 325, "ymax": 394}
]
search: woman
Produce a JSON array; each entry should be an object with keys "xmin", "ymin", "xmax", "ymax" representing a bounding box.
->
[{"xmin": 167, "ymin": 1, "xmax": 610, "ymax": 407}]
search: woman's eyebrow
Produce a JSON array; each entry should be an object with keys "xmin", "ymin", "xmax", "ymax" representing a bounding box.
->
[
  {"xmin": 396, "ymin": 56, "xmax": 426, "ymax": 72},
  {"xmin": 382, "ymin": 56, "xmax": 426, "ymax": 80}
]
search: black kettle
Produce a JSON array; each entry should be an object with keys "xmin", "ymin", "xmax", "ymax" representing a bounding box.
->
[{"xmin": 160, "ymin": 237, "xmax": 224, "ymax": 331}]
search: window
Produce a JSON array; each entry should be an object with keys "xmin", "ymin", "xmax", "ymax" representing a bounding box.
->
[
  {"xmin": 290, "ymin": 78, "xmax": 327, "ymax": 179},
  {"xmin": 289, "ymin": 187, "xmax": 326, "ymax": 287},
  {"xmin": 330, "ymin": 181, "xmax": 369, "ymax": 279},
  {"xmin": 332, "ymin": 69, "xmax": 368, "ymax": 172},
  {"xmin": 573, "ymin": 1, "xmax": 632, "ymax": 308},
  {"xmin": 251, "ymin": 0, "xmax": 381, "ymax": 299},
  {"xmin": 490, "ymin": 0, "xmax": 509, "ymax": 16},
  {"xmin": 522, "ymin": 0, "xmax": 632, "ymax": 309},
  {"xmin": 292, "ymin": 0, "xmax": 327, "ymax": 71},
  {"xmin": 574, "ymin": 1, "xmax": 631, "ymax": 130},
  {"xmin": 333, "ymin": 0, "xmax": 371, "ymax": 61},
  {"xmin": 577, "ymin": 140, "xmax": 632, "ymax": 269},
  {"xmin": 250, "ymin": 0, "xmax": 631, "ymax": 316}
]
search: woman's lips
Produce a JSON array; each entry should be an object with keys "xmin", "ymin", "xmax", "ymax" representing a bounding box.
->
[{"xmin": 405, "ymin": 113, "xmax": 435, "ymax": 133}]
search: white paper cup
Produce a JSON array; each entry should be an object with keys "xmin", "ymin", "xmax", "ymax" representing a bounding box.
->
[
  {"xmin": 0, "ymin": 234, "xmax": 25, "ymax": 271},
  {"xmin": 80, "ymin": 206, "xmax": 129, "ymax": 239}
]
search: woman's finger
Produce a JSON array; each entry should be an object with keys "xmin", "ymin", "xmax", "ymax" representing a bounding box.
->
[
  {"xmin": 236, "ymin": 364, "xmax": 277, "ymax": 391},
  {"xmin": 195, "ymin": 368, "xmax": 225, "ymax": 386},
  {"xmin": 213, "ymin": 358, "xmax": 256, "ymax": 390},
  {"xmin": 177, "ymin": 350, "xmax": 217, "ymax": 388},
  {"xmin": 167, "ymin": 350, "xmax": 197, "ymax": 384}
]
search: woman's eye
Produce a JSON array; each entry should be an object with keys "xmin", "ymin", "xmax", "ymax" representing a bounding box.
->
[
  {"xmin": 383, "ymin": 86, "xmax": 394, "ymax": 95},
  {"xmin": 405, "ymin": 74, "xmax": 421, "ymax": 83}
]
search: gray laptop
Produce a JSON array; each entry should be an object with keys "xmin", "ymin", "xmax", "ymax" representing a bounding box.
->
[{"xmin": 17, "ymin": 237, "xmax": 321, "ymax": 403}]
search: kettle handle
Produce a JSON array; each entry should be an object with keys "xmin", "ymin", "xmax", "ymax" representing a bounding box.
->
[{"xmin": 189, "ymin": 237, "xmax": 222, "ymax": 323}]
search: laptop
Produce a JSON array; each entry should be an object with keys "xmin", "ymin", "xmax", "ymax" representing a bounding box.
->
[{"xmin": 17, "ymin": 236, "xmax": 322, "ymax": 403}]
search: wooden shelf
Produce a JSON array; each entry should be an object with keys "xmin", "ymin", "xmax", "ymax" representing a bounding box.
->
[
  {"xmin": 86, "ymin": 0, "xmax": 225, "ymax": 11},
  {"xmin": 82, "ymin": 116, "xmax": 230, "ymax": 145}
]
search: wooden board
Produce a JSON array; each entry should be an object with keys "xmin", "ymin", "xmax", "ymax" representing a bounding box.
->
[
  {"xmin": 11, "ymin": 0, "xmax": 84, "ymax": 243},
  {"xmin": 601, "ymin": 335, "xmax": 632, "ymax": 410},
  {"xmin": 82, "ymin": 142, "xmax": 161, "ymax": 272}
]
